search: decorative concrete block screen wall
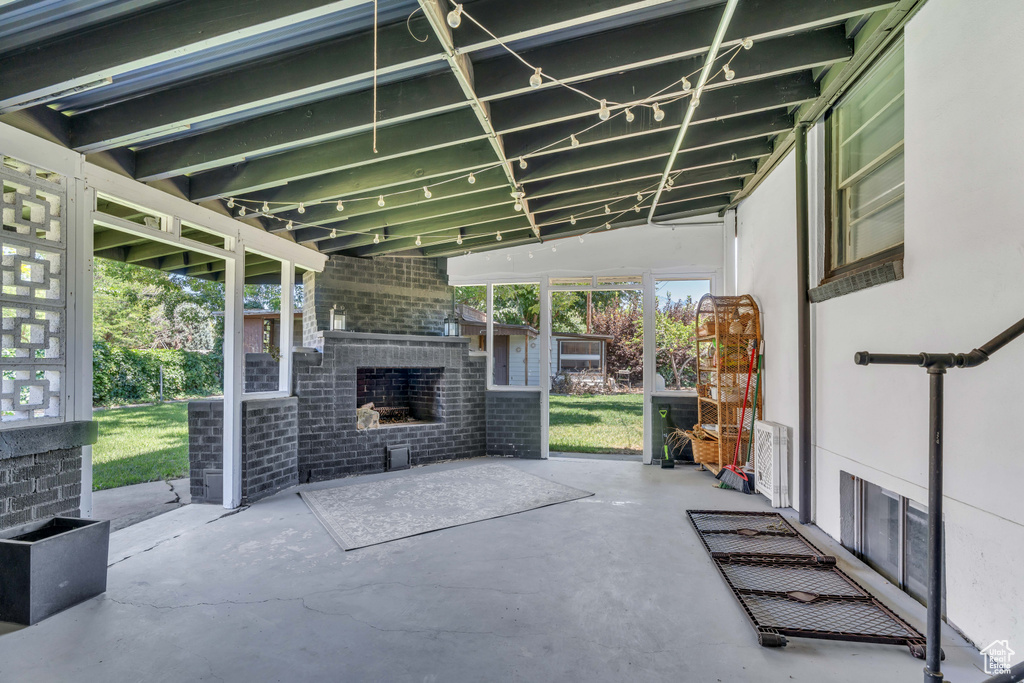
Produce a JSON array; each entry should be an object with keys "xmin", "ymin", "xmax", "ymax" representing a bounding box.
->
[
  {"xmin": 653, "ymin": 395, "xmax": 698, "ymax": 461},
  {"xmin": 302, "ymin": 254, "xmax": 452, "ymax": 345},
  {"xmin": 189, "ymin": 398, "xmax": 299, "ymax": 504},
  {"xmin": 486, "ymin": 391, "xmax": 543, "ymax": 459}
]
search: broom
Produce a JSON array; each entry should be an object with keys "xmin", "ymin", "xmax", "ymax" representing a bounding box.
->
[{"xmin": 716, "ymin": 340, "xmax": 759, "ymax": 493}]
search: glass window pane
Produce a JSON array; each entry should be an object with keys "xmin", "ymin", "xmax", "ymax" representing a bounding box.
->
[
  {"xmin": 862, "ymin": 481, "xmax": 901, "ymax": 584},
  {"xmin": 904, "ymin": 500, "xmax": 929, "ymax": 603},
  {"xmin": 655, "ymin": 279, "xmax": 707, "ymax": 391}
]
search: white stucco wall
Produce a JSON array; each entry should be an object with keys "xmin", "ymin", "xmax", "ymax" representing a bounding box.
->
[{"xmin": 735, "ymin": 0, "xmax": 1024, "ymax": 651}]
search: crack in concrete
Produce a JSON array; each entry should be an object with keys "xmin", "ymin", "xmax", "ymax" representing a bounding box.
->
[
  {"xmin": 164, "ymin": 479, "xmax": 181, "ymax": 506},
  {"xmin": 107, "ymin": 533, "xmax": 184, "ymax": 568}
]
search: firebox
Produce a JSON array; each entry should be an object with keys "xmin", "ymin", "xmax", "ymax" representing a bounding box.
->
[{"xmin": 356, "ymin": 367, "xmax": 443, "ymax": 425}]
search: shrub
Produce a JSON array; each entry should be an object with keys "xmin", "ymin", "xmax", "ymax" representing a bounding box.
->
[{"xmin": 93, "ymin": 342, "xmax": 222, "ymax": 406}]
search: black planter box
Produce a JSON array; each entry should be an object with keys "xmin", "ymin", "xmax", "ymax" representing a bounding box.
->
[{"xmin": 0, "ymin": 517, "xmax": 110, "ymax": 625}]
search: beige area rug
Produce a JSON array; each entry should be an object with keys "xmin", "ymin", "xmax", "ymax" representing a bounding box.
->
[{"xmin": 300, "ymin": 463, "xmax": 593, "ymax": 550}]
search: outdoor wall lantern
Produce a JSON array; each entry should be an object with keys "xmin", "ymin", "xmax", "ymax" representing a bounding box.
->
[
  {"xmin": 330, "ymin": 304, "xmax": 346, "ymax": 331},
  {"xmin": 444, "ymin": 312, "xmax": 461, "ymax": 336}
]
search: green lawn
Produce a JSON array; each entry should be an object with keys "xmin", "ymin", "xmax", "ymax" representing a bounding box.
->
[
  {"xmin": 91, "ymin": 403, "xmax": 190, "ymax": 490},
  {"xmin": 548, "ymin": 393, "xmax": 643, "ymax": 454}
]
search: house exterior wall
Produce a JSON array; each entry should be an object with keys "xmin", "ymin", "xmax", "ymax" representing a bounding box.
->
[
  {"xmin": 507, "ymin": 334, "xmax": 541, "ymax": 386},
  {"xmin": 734, "ymin": 0, "xmax": 1024, "ymax": 650}
]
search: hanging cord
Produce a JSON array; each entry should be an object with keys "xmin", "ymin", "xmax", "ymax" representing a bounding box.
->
[
  {"xmin": 372, "ymin": 0, "xmax": 379, "ymax": 153},
  {"xmin": 406, "ymin": 7, "xmax": 429, "ymax": 42}
]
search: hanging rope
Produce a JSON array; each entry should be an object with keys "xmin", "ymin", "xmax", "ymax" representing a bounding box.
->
[{"xmin": 373, "ymin": 0, "xmax": 379, "ymax": 154}]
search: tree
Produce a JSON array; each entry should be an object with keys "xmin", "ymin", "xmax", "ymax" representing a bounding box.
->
[{"xmin": 654, "ymin": 296, "xmax": 698, "ymax": 388}]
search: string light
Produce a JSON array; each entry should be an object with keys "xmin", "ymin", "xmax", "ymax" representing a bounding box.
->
[
  {"xmin": 519, "ymin": 156, "xmax": 527, "ymax": 169},
  {"xmin": 446, "ymin": 3, "xmax": 462, "ymax": 28},
  {"xmin": 456, "ymin": 235, "xmax": 463, "ymax": 245},
  {"xmin": 681, "ymin": 77, "xmax": 692, "ymax": 92},
  {"xmin": 495, "ymin": 231, "xmax": 502, "ymax": 242},
  {"xmin": 605, "ymin": 223, "xmax": 611, "ymax": 229},
  {"xmin": 690, "ymin": 96, "xmax": 700, "ymax": 108},
  {"xmin": 570, "ymin": 215, "xmax": 576, "ymax": 225},
  {"xmin": 262, "ymin": 201, "xmax": 269, "ymax": 213},
  {"xmin": 529, "ymin": 67, "xmax": 543, "ymax": 88},
  {"xmin": 653, "ymin": 102, "xmax": 665, "ymax": 122},
  {"xmin": 378, "ymin": 195, "xmax": 385, "ymax": 207},
  {"xmin": 330, "ymin": 228, "xmax": 338, "ymax": 238},
  {"xmin": 742, "ymin": 37, "xmax": 754, "ymax": 50},
  {"xmin": 286, "ymin": 220, "xmax": 294, "ymax": 230},
  {"xmin": 624, "ymin": 108, "xmax": 634, "ymax": 123},
  {"xmin": 723, "ymin": 65, "xmax": 735, "ymax": 81},
  {"xmin": 468, "ymin": 172, "xmax": 476, "ymax": 184},
  {"xmin": 238, "ymin": 206, "xmax": 246, "ymax": 217},
  {"xmin": 423, "ymin": 186, "xmax": 432, "ymax": 198},
  {"xmin": 604, "ymin": 204, "xmax": 611, "ymax": 214},
  {"xmin": 636, "ymin": 192, "xmax": 643, "ymax": 201},
  {"xmin": 570, "ymin": 134, "xmax": 580, "ymax": 148},
  {"xmin": 667, "ymin": 176, "xmax": 675, "ymax": 187},
  {"xmin": 598, "ymin": 99, "xmax": 610, "ymax": 121},
  {"xmin": 415, "ymin": 235, "xmax": 422, "ymax": 246},
  {"xmin": 336, "ymin": 200, "xmax": 344, "ymax": 211},
  {"xmin": 514, "ymin": 199, "xmax": 523, "ymax": 211},
  {"xmin": 297, "ymin": 202, "xmax": 305, "ymax": 214},
  {"xmin": 635, "ymin": 205, "xmax": 642, "ymax": 213},
  {"xmin": 227, "ymin": 198, "xmax": 235, "ymax": 208},
  {"xmin": 373, "ymin": 233, "xmax": 380, "ymax": 244}
]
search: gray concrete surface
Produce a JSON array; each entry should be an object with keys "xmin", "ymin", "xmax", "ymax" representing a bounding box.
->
[
  {"xmin": 91, "ymin": 478, "xmax": 190, "ymax": 531},
  {"xmin": 551, "ymin": 451, "xmax": 643, "ymax": 462},
  {"xmin": 0, "ymin": 458, "xmax": 988, "ymax": 682}
]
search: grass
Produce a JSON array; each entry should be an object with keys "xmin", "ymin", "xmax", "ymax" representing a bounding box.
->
[
  {"xmin": 91, "ymin": 403, "xmax": 190, "ymax": 491},
  {"xmin": 548, "ymin": 393, "xmax": 643, "ymax": 454}
]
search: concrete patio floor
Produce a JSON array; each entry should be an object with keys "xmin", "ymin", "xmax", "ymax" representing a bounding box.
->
[{"xmin": 0, "ymin": 457, "xmax": 987, "ymax": 682}]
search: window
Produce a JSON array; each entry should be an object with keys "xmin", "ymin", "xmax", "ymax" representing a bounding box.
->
[
  {"xmin": 828, "ymin": 39, "xmax": 904, "ymax": 274},
  {"xmin": 655, "ymin": 279, "xmax": 708, "ymax": 391},
  {"xmin": 558, "ymin": 340, "xmax": 603, "ymax": 373},
  {"xmin": 846, "ymin": 477, "xmax": 941, "ymax": 607}
]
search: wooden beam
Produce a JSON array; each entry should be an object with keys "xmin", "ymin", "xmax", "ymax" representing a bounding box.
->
[
  {"xmin": 526, "ymin": 159, "xmax": 758, "ymax": 200},
  {"xmin": 0, "ymin": 0, "xmax": 376, "ymax": 113},
  {"xmin": 319, "ymin": 213, "xmax": 529, "ymax": 254},
  {"xmin": 531, "ymin": 178, "xmax": 744, "ymax": 218},
  {"xmin": 340, "ymin": 220, "xmax": 535, "ymax": 258}
]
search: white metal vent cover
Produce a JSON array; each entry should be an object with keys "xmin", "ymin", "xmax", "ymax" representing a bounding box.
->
[{"xmin": 754, "ymin": 420, "xmax": 790, "ymax": 508}]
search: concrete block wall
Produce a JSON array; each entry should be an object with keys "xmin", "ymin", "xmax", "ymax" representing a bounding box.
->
[
  {"xmin": 188, "ymin": 398, "xmax": 299, "ymax": 505},
  {"xmin": 245, "ymin": 353, "xmax": 279, "ymax": 393},
  {"xmin": 302, "ymin": 255, "xmax": 452, "ymax": 346},
  {"xmin": 486, "ymin": 391, "xmax": 543, "ymax": 459},
  {"xmin": 0, "ymin": 449, "xmax": 82, "ymax": 530},
  {"xmin": 652, "ymin": 395, "xmax": 698, "ymax": 462}
]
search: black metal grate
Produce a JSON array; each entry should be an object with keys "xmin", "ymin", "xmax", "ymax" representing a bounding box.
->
[{"xmin": 687, "ymin": 510, "xmax": 926, "ymax": 656}]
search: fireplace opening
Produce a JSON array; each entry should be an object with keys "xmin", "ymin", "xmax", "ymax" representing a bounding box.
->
[{"xmin": 356, "ymin": 367, "xmax": 443, "ymax": 427}]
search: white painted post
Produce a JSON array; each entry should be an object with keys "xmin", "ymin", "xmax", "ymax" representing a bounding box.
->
[
  {"xmin": 539, "ymin": 278, "xmax": 550, "ymax": 459},
  {"xmin": 485, "ymin": 283, "xmax": 494, "ymax": 389},
  {"xmin": 69, "ymin": 181, "xmax": 94, "ymax": 517},
  {"xmin": 223, "ymin": 244, "xmax": 245, "ymax": 509},
  {"xmin": 723, "ymin": 209, "xmax": 738, "ymax": 296},
  {"xmin": 278, "ymin": 260, "xmax": 295, "ymax": 393},
  {"xmin": 642, "ymin": 272, "xmax": 656, "ymax": 464}
]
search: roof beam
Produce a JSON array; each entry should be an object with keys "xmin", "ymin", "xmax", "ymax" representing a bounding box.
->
[
  {"xmin": 318, "ymin": 212, "xmax": 529, "ymax": 254},
  {"xmin": 335, "ymin": 219, "xmax": 535, "ymax": 258},
  {"xmin": 531, "ymin": 177, "xmax": 744, "ymax": 218},
  {"xmin": 0, "ymin": 0, "xmax": 375, "ymax": 113}
]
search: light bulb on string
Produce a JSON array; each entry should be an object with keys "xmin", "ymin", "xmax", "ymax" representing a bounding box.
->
[
  {"xmin": 447, "ymin": 3, "xmax": 462, "ymax": 28},
  {"xmin": 330, "ymin": 229, "xmax": 337, "ymax": 239},
  {"xmin": 423, "ymin": 186, "xmax": 432, "ymax": 199},
  {"xmin": 227, "ymin": 198, "xmax": 235, "ymax": 208},
  {"xmin": 653, "ymin": 102, "xmax": 665, "ymax": 122},
  {"xmin": 690, "ymin": 96, "xmax": 700, "ymax": 108},
  {"xmin": 570, "ymin": 215, "xmax": 576, "ymax": 225},
  {"xmin": 262, "ymin": 201, "xmax": 269, "ymax": 213},
  {"xmin": 624, "ymin": 108, "xmax": 634, "ymax": 123},
  {"xmin": 598, "ymin": 99, "xmax": 610, "ymax": 121},
  {"xmin": 377, "ymin": 195, "xmax": 385, "ymax": 207},
  {"xmin": 336, "ymin": 200, "xmax": 344, "ymax": 212},
  {"xmin": 681, "ymin": 77, "xmax": 692, "ymax": 92},
  {"xmin": 636, "ymin": 192, "xmax": 643, "ymax": 201},
  {"xmin": 723, "ymin": 65, "xmax": 735, "ymax": 81},
  {"xmin": 297, "ymin": 202, "xmax": 305, "ymax": 214},
  {"xmin": 570, "ymin": 134, "xmax": 580, "ymax": 148},
  {"xmin": 467, "ymin": 172, "xmax": 476, "ymax": 184},
  {"xmin": 519, "ymin": 157, "xmax": 527, "ymax": 169},
  {"xmin": 514, "ymin": 199, "xmax": 522, "ymax": 211},
  {"xmin": 415, "ymin": 235, "xmax": 422, "ymax": 246},
  {"xmin": 667, "ymin": 176, "xmax": 675, "ymax": 187},
  {"xmin": 605, "ymin": 223, "xmax": 611, "ymax": 230},
  {"xmin": 495, "ymin": 231, "xmax": 502, "ymax": 242},
  {"xmin": 238, "ymin": 206, "xmax": 246, "ymax": 217},
  {"xmin": 529, "ymin": 67, "xmax": 543, "ymax": 88},
  {"xmin": 373, "ymin": 233, "xmax": 380, "ymax": 244},
  {"xmin": 604, "ymin": 204, "xmax": 611, "ymax": 214},
  {"xmin": 456, "ymin": 235, "xmax": 463, "ymax": 245},
  {"xmin": 742, "ymin": 37, "xmax": 754, "ymax": 50},
  {"xmin": 286, "ymin": 220, "xmax": 293, "ymax": 231},
  {"xmin": 635, "ymin": 205, "xmax": 641, "ymax": 213}
]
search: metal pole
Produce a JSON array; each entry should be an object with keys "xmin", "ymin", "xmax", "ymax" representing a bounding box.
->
[
  {"xmin": 795, "ymin": 123, "xmax": 812, "ymax": 524},
  {"xmin": 924, "ymin": 365, "xmax": 945, "ymax": 683}
]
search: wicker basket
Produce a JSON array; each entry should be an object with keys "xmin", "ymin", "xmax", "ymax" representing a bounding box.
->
[{"xmin": 689, "ymin": 436, "xmax": 720, "ymax": 466}]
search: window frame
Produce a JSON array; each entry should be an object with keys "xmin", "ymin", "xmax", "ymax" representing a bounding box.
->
[{"xmin": 824, "ymin": 37, "xmax": 906, "ymax": 281}]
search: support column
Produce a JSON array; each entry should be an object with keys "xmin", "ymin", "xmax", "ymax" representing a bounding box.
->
[
  {"xmin": 539, "ymin": 278, "xmax": 550, "ymax": 459},
  {"xmin": 70, "ymin": 181, "xmax": 94, "ymax": 517},
  {"xmin": 485, "ymin": 283, "xmax": 494, "ymax": 388},
  {"xmin": 222, "ymin": 245, "xmax": 245, "ymax": 509},
  {"xmin": 642, "ymin": 272, "xmax": 656, "ymax": 464},
  {"xmin": 924, "ymin": 366, "xmax": 945, "ymax": 683},
  {"xmin": 278, "ymin": 260, "xmax": 294, "ymax": 393}
]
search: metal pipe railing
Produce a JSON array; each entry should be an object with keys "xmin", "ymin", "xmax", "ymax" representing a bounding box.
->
[
  {"xmin": 855, "ymin": 315, "xmax": 1024, "ymax": 683},
  {"xmin": 980, "ymin": 660, "xmax": 1024, "ymax": 683}
]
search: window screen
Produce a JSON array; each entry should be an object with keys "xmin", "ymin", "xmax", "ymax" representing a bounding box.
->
[{"xmin": 831, "ymin": 39, "xmax": 904, "ymax": 268}]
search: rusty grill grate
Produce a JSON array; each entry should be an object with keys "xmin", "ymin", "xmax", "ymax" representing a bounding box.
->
[{"xmin": 687, "ymin": 510, "xmax": 926, "ymax": 657}]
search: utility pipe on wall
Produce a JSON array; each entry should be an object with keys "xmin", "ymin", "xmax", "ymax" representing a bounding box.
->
[{"xmin": 795, "ymin": 123, "xmax": 812, "ymax": 525}]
